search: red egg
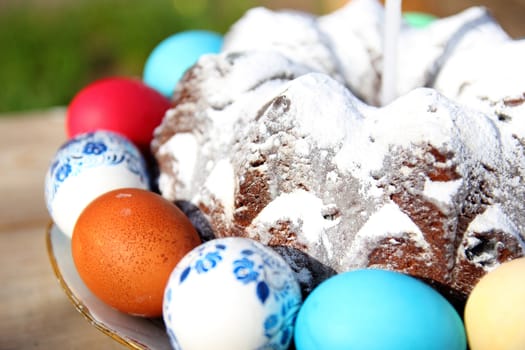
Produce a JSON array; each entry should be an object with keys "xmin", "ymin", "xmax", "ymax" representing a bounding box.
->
[{"xmin": 67, "ymin": 77, "xmax": 171, "ymax": 152}]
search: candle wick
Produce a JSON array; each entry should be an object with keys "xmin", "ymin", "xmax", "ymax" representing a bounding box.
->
[{"xmin": 380, "ymin": 0, "xmax": 402, "ymax": 106}]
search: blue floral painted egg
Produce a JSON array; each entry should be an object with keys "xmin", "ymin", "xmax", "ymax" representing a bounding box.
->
[
  {"xmin": 163, "ymin": 237, "xmax": 302, "ymax": 350},
  {"xmin": 44, "ymin": 131, "xmax": 150, "ymax": 237}
]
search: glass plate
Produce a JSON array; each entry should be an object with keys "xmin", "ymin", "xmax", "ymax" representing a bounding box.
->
[{"xmin": 45, "ymin": 223, "xmax": 172, "ymax": 350}]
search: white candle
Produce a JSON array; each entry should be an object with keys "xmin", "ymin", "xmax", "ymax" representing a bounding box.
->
[{"xmin": 380, "ymin": 0, "xmax": 402, "ymax": 106}]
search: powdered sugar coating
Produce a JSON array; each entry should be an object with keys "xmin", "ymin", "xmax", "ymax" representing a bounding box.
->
[
  {"xmin": 223, "ymin": 7, "xmax": 342, "ymax": 83},
  {"xmin": 154, "ymin": 69, "xmax": 525, "ymax": 295},
  {"xmin": 223, "ymin": 0, "xmax": 511, "ymax": 106},
  {"xmin": 435, "ymin": 39, "xmax": 525, "ymax": 131},
  {"xmin": 153, "ymin": 1, "xmax": 525, "ymax": 295},
  {"xmin": 153, "ymin": 51, "xmax": 315, "ymax": 201}
]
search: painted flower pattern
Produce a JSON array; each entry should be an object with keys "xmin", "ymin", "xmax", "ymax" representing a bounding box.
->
[
  {"xmin": 196, "ymin": 251, "xmax": 223, "ymax": 273},
  {"xmin": 55, "ymin": 163, "xmax": 71, "ymax": 182},
  {"xmin": 233, "ymin": 255, "xmax": 260, "ymax": 284},
  {"xmin": 261, "ymin": 297, "xmax": 301, "ymax": 349},
  {"xmin": 45, "ymin": 131, "xmax": 149, "ymax": 209},
  {"xmin": 83, "ymin": 141, "xmax": 107, "ymax": 155},
  {"xmin": 171, "ymin": 239, "xmax": 301, "ymax": 350},
  {"xmin": 179, "ymin": 243, "xmax": 226, "ymax": 283}
]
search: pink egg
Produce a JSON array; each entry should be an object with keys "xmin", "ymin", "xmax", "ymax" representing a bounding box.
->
[{"xmin": 67, "ymin": 77, "xmax": 171, "ymax": 152}]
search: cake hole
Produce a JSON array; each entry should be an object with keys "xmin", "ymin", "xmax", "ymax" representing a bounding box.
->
[
  {"xmin": 496, "ymin": 112, "xmax": 512, "ymax": 122},
  {"xmin": 255, "ymin": 95, "xmax": 292, "ymax": 120},
  {"xmin": 225, "ymin": 52, "xmax": 244, "ymax": 64},
  {"xmin": 464, "ymin": 235, "xmax": 501, "ymax": 267},
  {"xmin": 322, "ymin": 206, "xmax": 340, "ymax": 221},
  {"xmin": 249, "ymin": 155, "xmax": 266, "ymax": 167},
  {"xmin": 427, "ymin": 104, "xmax": 437, "ymax": 113},
  {"xmin": 481, "ymin": 162, "xmax": 496, "ymax": 172},
  {"xmin": 503, "ymin": 94, "xmax": 525, "ymax": 107},
  {"xmin": 272, "ymin": 95, "xmax": 291, "ymax": 113},
  {"xmin": 211, "ymin": 100, "xmax": 233, "ymax": 111}
]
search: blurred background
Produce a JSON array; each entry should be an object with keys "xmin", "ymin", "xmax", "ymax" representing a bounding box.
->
[{"xmin": 1, "ymin": 0, "xmax": 524, "ymax": 114}]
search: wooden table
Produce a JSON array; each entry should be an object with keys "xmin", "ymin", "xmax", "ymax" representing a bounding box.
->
[{"xmin": 0, "ymin": 109, "xmax": 125, "ymax": 349}]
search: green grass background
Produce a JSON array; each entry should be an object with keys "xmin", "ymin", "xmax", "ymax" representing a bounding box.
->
[{"xmin": 0, "ymin": 0, "xmax": 259, "ymax": 114}]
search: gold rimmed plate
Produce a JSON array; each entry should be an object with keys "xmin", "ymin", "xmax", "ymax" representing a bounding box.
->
[{"xmin": 46, "ymin": 223, "xmax": 172, "ymax": 350}]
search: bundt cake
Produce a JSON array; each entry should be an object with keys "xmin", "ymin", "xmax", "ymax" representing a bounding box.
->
[{"xmin": 151, "ymin": 0, "xmax": 525, "ymax": 298}]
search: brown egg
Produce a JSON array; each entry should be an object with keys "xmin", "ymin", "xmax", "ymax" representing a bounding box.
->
[{"xmin": 71, "ymin": 188, "xmax": 201, "ymax": 317}]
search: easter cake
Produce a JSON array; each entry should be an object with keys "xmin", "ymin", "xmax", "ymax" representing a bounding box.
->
[{"xmin": 151, "ymin": 0, "xmax": 525, "ymax": 299}]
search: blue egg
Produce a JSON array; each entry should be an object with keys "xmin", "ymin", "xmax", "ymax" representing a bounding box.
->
[
  {"xmin": 143, "ymin": 30, "xmax": 223, "ymax": 98},
  {"xmin": 403, "ymin": 12, "xmax": 437, "ymax": 28},
  {"xmin": 294, "ymin": 269, "xmax": 466, "ymax": 350}
]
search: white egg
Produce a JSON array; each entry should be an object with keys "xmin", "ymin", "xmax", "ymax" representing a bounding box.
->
[
  {"xmin": 44, "ymin": 131, "xmax": 150, "ymax": 237},
  {"xmin": 163, "ymin": 237, "xmax": 302, "ymax": 350}
]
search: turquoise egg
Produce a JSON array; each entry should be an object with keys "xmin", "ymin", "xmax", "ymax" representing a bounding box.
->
[
  {"xmin": 294, "ymin": 269, "xmax": 466, "ymax": 350},
  {"xmin": 403, "ymin": 12, "xmax": 437, "ymax": 28},
  {"xmin": 143, "ymin": 30, "xmax": 223, "ymax": 98}
]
